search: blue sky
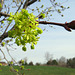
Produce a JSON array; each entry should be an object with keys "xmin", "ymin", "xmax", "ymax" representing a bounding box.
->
[{"xmin": 1, "ymin": 0, "xmax": 75, "ymax": 64}]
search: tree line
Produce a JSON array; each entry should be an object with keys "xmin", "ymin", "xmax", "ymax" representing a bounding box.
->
[{"xmin": 16, "ymin": 56, "xmax": 75, "ymax": 68}]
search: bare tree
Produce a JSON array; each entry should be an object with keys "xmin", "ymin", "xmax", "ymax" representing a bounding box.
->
[
  {"xmin": 23, "ymin": 57, "xmax": 28, "ymax": 64},
  {"xmin": 58, "ymin": 56, "xmax": 67, "ymax": 66},
  {"xmin": 45, "ymin": 52, "xmax": 53, "ymax": 62}
]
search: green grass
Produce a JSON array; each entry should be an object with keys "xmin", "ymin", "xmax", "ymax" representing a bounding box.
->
[{"xmin": 0, "ymin": 66, "xmax": 75, "ymax": 75}]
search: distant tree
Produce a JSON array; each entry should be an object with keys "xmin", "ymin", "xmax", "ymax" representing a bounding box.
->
[
  {"xmin": 67, "ymin": 57, "xmax": 75, "ymax": 68},
  {"xmin": 58, "ymin": 56, "xmax": 67, "ymax": 66},
  {"xmin": 23, "ymin": 57, "xmax": 28, "ymax": 65},
  {"xmin": 29, "ymin": 61, "xmax": 34, "ymax": 66},
  {"xmin": 51, "ymin": 60, "xmax": 58, "ymax": 65},
  {"xmin": 35, "ymin": 62, "xmax": 41, "ymax": 66},
  {"xmin": 47, "ymin": 60, "xmax": 52, "ymax": 65},
  {"xmin": 24, "ymin": 61, "xmax": 28, "ymax": 65},
  {"xmin": 45, "ymin": 52, "xmax": 53, "ymax": 62},
  {"xmin": 46, "ymin": 59, "xmax": 58, "ymax": 65}
]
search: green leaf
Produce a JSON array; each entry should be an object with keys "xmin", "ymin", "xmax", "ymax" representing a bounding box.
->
[
  {"xmin": 7, "ymin": 17, "xmax": 13, "ymax": 21},
  {"xmin": 37, "ymin": 28, "xmax": 43, "ymax": 34},
  {"xmin": 31, "ymin": 43, "xmax": 35, "ymax": 49},
  {"xmin": 22, "ymin": 46, "xmax": 26, "ymax": 51}
]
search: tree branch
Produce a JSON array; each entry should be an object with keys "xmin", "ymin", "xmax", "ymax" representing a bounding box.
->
[
  {"xmin": 23, "ymin": 0, "xmax": 30, "ymax": 9},
  {"xmin": 38, "ymin": 21, "xmax": 64, "ymax": 27},
  {"xmin": 0, "ymin": 20, "xmax": 75, "ymax": 43},
  {"xmin": 6, "ymin": 46, "xmax": 18, "ymax": 64},
  {"xmin": 15, "ymin": 1, "xmax": 23, "ymax": 13},
  {"xmin": 0, "ymin": 12, "xmax": 10, "ymax": 17},
  {"xmin": 23, "ymin": 0, "xmax": 37, "ymax": 9},
  {"xmin": 27, "ymin": 0, "xmax": 37, "ymax": 6},
  {"xmin": 0, "ymin": 48, "xmax": 9, "ymax": 63},
  {"xmin": 0, "ymin": 32, "xmax": 8, "ymax": 43},
  {"xmin": 0, "ymin": 0, "xmax": 37, "ymax": 17},
  {"xmin": 38, "ymin": 21, "xmax": 72, "ymax": 31}
]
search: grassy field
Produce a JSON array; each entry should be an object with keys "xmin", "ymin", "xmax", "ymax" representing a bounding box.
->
[{"xmin": 0, "ymin": 65, "xmax": 75, "ymax": 75}]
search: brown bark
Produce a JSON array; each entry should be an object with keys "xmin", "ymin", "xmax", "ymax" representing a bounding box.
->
[
  {"xmin": 38, "ymin": 21, "xmax": 72, "ymax": 32},
  {"xmin": 0, "ymin": 32, "xmax": 8, "ymax": 42},
  {"xmin": 38, "ymin": 21, "xmax": 64, "ymax": 27},
  {"xmin": 0, "ymin": 12, "xmax": 10, "ymax": 17},
  {"xmin": 23, "ymin": 0, "xmax": 37, "ymax": 9}
]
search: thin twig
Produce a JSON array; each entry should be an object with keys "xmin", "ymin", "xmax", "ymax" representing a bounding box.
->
[
  {"xmin": 0, "ymin": 48, "xmax": 9, "ymax": 63},
  {"xmin": 15, "ymin": 1, "xmax": 23, "ymax": 13},
  {"xmin": 6, "ymin": 45, "xmax": 18, "ymax": 64},
  {"xmin": 23, "ymin": 0, "xmax": 30, "ymax": 9}
]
